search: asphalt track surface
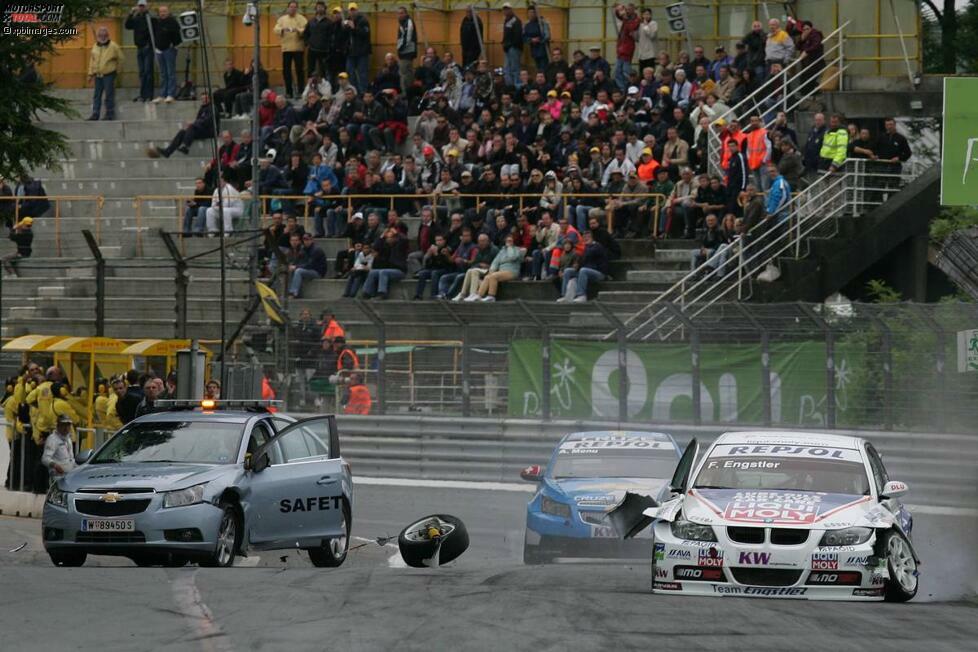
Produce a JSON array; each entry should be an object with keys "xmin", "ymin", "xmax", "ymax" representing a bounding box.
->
[{"xmin": 0, "ymin": 481, "xmax": 975, "ymax": 652}]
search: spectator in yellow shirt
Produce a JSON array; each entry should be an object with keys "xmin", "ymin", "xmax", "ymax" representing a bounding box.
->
[
  {"xmin": 274, "ymin": 1, "xmax": 309, "ymax": 99},
  {"xmin": 87, "ymin": 26, "xmax": 122, "ymax": 121}
]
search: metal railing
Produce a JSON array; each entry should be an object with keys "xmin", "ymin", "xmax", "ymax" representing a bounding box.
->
[
  {"xmin": 0, "ymin": 195, "xmax": 105, "ymax": 257},
  {"xmin": 620, "ymin": 158, "xmax": 918, "ymax": 342},
  {"xmin": 130, "ymin": 191, "xmax": 667, "ymax": 242},
  {"xmin": 707, "ymin": 22, "xmax": 850, "ymax": 178}
]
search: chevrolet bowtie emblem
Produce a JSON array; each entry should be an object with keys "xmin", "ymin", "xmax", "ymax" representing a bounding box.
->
[{"xmin": 101, "ymin": 492, "xmax": 123, "ymax": 503}]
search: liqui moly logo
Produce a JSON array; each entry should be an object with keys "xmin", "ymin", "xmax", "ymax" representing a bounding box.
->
[
  {"xmin": 811, "ymin": 552, "xmax": 838, "ymax": 570},
  {"xmin": 721, "ymin": 491, "xmax": 822, "ymax": 524}
]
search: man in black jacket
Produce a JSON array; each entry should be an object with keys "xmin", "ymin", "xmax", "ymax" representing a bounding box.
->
[
  {"xmin": 124, "ymin": 0, "xmax": 154, "ymax": 102},
  {"xmin": 460, "ymin": 8, "xmax": 484, "ymax": 69},
  {"xmin": 875, "ymin": 117, "xmax": 913, "ymax": 188},
  {"xmin": 151, "ymin": 5, "xmax": 182, "ymax": 102},
  {"xmin": 305, "ymin": 2, "xmax": 330, "ymax": 79},
  {"xmin": 288, "ymin": 233, "xmax": 328, "ymax": 298},
  {"xmin": 501, "ymin": 3, "xmax": 523, "ymax": 87},
  {"xmin": 117, "ymin": 369, "xmax": 144, "ymax": 424},
  {"xmin": 362, "ymin": 229, "xmax": 409, "ymax": 299},
  {"xmin": 344, "ymin": 3, "xmax": 372, "ymax": 92},
  {"xmin": 587, "ymin": 216, "xmax": 621, "ymax": 261},
  {"xmin": 689, "ymin": 213, "xmax": 724, "ymax": 273},
  {"xmin": 1, "ymin": 217, "xmax": 33, "ymax": 276},
  {"xmin": 148, "ymin": 92, "xmax": 216, "ymax": 157},
  {"xmin": 558, "ymin": 230, "xmax": 609, "ymax": 303},
  {"xmin": 213, "ymin": 59, "xmax": 248, "ymax": 117},
  {"xmin": 724, "ymin": 138, "xmax": 748, "ymax": 214},
  {"xmin": 396, "ymin": 6, "xmax": 418, "ymax": 94}
]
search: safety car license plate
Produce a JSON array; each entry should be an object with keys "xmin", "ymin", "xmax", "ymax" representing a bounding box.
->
[{"xmin": 81, "ymin": 519, "xmax": 135, "ymax": 532}]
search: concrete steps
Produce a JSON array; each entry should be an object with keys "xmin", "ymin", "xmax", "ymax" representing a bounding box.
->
[{"xmin": 36, "ymin": 119, "xmax": 250, "ymax": 143}]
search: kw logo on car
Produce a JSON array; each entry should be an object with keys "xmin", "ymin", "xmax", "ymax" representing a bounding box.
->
[
  {"xmin": 738, "ymin": 551, "xmax": 771, "ymax": 565},
  {"xmin": 280, "ymin": 496, "xmax": 342, "ymax": 513}
]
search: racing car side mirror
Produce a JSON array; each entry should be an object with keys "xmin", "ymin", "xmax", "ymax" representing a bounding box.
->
[
  {"xmin": 75, "ymin": 449, "xmax": 93, "ymax": 465},
  {"xmin": 252, "ymin": 451, "xmax": 271, "ymax": 473},
  {"xmin": 881, "ymin": 480, "xmax": 909, "ymax": 499},
  {"xmin": 520, "ymin": 464, "xmax": 543, "ymax": 482}
]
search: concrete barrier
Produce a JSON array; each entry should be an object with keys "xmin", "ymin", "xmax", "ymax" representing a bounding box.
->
[{"xmin": 333, "ymin": 415, "xmax": 978, "ymax": 509}]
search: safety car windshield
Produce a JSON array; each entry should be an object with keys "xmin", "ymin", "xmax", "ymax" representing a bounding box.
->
[{"xmin": 91, "ymin": 422, "xmax": 243, "ymax": 465}]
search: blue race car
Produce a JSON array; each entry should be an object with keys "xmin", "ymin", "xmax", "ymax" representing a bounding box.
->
[{"xmin": 521, "ymin": 431, "xmax": 681, "ymax": 564}]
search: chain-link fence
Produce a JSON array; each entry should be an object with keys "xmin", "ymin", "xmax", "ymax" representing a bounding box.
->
[{"xmin": 256, "ymin": 299, "xmax": 978, "ymax": 434}]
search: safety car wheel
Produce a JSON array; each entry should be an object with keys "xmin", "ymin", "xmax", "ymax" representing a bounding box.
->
[
  {"xmin": 882, "ymin": 530, "xmax": 918, "ymax": 602},
  {"xmin": 201, "ymin": 502, "xmax": 240, "ymax": 568},
  {"xmin": 522, "ymin": 531, "xmax": 552, "ymax": 565},
  {"xmin": 49, "ymin": 550, "xmax": 87, "ymax": 567},
  {"xmin": 307, "ymin": 507, "xmax": 349, "ymax": 567},
  {"xmin": 398, "ymin": 514, "xmax": 469, "ymax": 568}
]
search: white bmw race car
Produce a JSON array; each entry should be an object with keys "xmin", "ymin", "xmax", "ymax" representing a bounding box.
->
[{"xmin": 609, "ymin": 431, "xmax": 919, "ymax": 601}]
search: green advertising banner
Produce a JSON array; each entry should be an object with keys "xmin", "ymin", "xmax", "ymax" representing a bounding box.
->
[
  {"xmin": 941, "ymin": 77, "xmax": 978, "ymax": 206},
  {"xmin": 508, "ymin": 339, "xmax": 864, "ymax": 428}
]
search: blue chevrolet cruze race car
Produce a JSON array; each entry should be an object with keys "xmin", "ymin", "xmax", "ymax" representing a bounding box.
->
[{"xmin": 521, "ymin": 431, "xmax": 681, "ymax": 563}]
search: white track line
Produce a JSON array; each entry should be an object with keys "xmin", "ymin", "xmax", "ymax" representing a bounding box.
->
[
  {"xmin": 353, "ymin": 535, "xmax": 405, "ymax": 568},
  {"xmin": 170, "ymin": 570, "xmax": 234, "ymax": 652},
  {"xmin": 354, "ymin": 476, "xmax": 534, "ymax": 493}
]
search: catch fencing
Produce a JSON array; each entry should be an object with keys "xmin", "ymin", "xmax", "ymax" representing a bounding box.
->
[{"xmin": 269, "ymin": 300, "xmax": 978, "ymax": 436}]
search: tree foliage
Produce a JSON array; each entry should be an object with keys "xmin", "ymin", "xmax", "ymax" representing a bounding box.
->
[
  {"xmin": 921, "ymin": 0, "xmax": 978, "ymax": 73},
  {"xmin": 0, "ymin": 0, "xmax": 114, "ymax": 180}
]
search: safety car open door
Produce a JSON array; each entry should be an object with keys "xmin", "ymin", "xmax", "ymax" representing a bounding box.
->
[{"xmin": 245, "ymin": 416, "xmax": 345, "ymax": 548}]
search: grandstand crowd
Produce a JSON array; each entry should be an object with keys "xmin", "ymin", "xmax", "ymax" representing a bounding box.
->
[{"xmin": 87, "ymin": 2, "xmax": 909, "ymax": 301}]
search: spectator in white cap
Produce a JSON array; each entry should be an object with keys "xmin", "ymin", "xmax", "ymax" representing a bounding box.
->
[{"xmin": 41, "ymin": 414, "xmax": 76, "ymax": 480}]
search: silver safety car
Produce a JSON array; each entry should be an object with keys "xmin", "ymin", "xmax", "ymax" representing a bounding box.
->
[{"xmin": 42, "ymin": 401, "xmax": 352, "ymax": 568}]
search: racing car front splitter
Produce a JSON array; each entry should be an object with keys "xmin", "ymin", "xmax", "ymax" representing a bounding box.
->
[{"xmin": 650, "ymin": 526, "xmax": 890, "ymax": 601}]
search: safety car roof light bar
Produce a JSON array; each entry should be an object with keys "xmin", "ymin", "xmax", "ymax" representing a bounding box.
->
[{"xmin": 155, "ymin": 399, "xmax": 284, "ymax": 413}]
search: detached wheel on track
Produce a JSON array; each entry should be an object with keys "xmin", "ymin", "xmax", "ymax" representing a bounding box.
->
[
  {"xmin": 398, "ymin": 514, "xmax": 469, "ymax": 568},
  {"xmin": 307, "ymin": 506, "xmax": 349, "ymax": 568},
  {"xmin": 882, "ymin": 530, "xmax": 918, "ymax": 602}
]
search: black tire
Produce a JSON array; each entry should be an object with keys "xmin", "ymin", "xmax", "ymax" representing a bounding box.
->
[
  {"xmin": 131, "ymin": 553, "xmax": 158, "ymax": 567},
  {"xmin": 307, "ymin": 505, "xmax": 350, "ymax": 568},
  {"xmin": 398, "ymin": 514, "xmax": 469, "ymax": 568},
  {"xmin": 881, "ymin": 530, "xmax": 918, "ymax": 602},
  {"xmin": 522, "ymin": 531, "xmax": 551, "ymax": 565},
  {"xmin": 49, "ymin": 550, "xmax": 87, "ymax": 567},
  {"xmin": 201, "ymin": 502, "xmax": 241, "ymax": 568}
]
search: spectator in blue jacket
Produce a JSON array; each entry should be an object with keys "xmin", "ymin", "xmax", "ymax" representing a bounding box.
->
[
  {"xmin": 557, "ymin": 230, "xmax": 608, "ymax": 303},
  {"xmin": 288, "ymin": 233, "xmax": 327, "ymax": 297},
  {"xmin": 523, "ymin": 5, "xmax": 551, "ymax": 73},
  {"xmin": 765, "ymin": 163, "xmax": 791, "ymax": 222}
]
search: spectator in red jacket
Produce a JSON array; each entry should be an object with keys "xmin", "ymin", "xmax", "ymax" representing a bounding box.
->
[{"xmin": 613, "ymin": 3, "xmax": 641, "ymax": 92}]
